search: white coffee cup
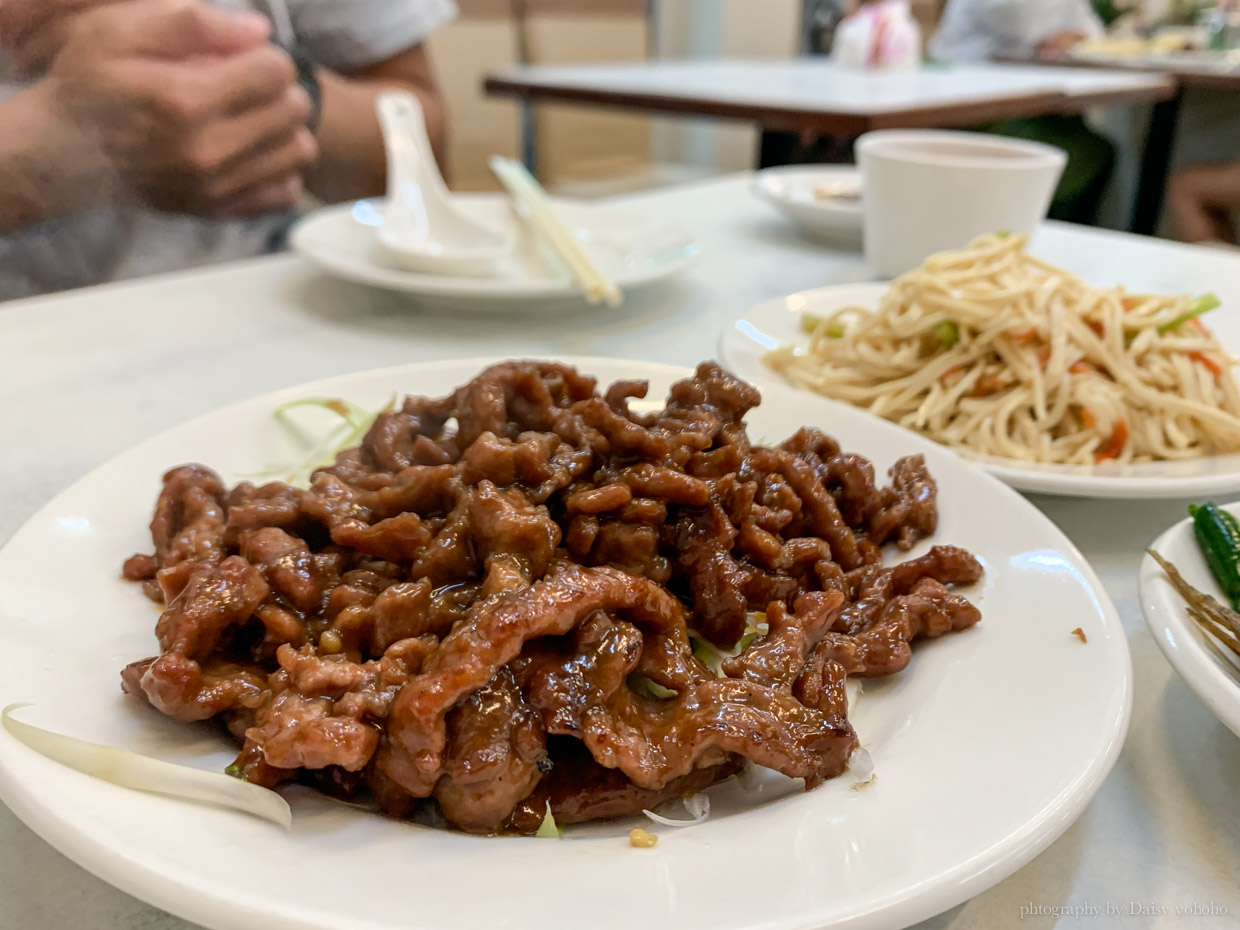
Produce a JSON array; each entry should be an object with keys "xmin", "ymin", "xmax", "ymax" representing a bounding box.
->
[{"xmin": 857, "ymin": 130, "xmax": 1067, "ymax": 279}]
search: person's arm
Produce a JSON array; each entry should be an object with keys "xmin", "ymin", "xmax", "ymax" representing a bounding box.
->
[
  {"xmin": 1034, "ymin": 30, "xmax": 1089, "ymax": 58},
  {"xmin": 1032, "ymin": 0, "xmax": 1104, "ymax": 58},
  {"xmin": 307, "ymin": 44, "xmax": 446, "ymax": 204},
  {"xmin": 1168, "ymin": 163, "xmax": 1240, "ymax": 245},
  {"xmin": 1065, "ymin": 0, "xmax": 1105, "ymax": 39},
  {"xmin": 0, "ymin": 0, "xmax": 317, "ymax": 231},
  {"xmin": 973, "ymin": 0, "xmax": 1094, "ymax": 56},
  {"xmin": 928, "ymin": 0, "xmax": 1001, "ymax": 62},
  {"xmin": 0, "ymin": 85, "xmax": 84, "ymax": 234}
]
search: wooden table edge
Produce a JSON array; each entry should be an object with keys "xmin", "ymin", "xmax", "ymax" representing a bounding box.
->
[
  {"xmin": 1053, "ymin": 80, "xmax": 1178, "ymax": 110},
  {"xmin": 484, "ymin": 75, "xmax": 871, "ymax": 134}
]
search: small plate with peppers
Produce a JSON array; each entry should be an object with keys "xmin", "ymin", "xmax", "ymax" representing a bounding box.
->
[{"xmin": 1141, "ymin": 501, "xmax": 1240, "ymax": 737}]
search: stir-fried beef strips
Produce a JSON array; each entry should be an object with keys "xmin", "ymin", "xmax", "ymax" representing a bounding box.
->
[{"xmin": 120, "ymin": 361, "xmax": 982, "ymax": 834}]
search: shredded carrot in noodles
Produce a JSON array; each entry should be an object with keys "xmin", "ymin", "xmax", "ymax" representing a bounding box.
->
[{"xmin": 765, "ymin": 234, "xmax": 1240, "ymax": 465}]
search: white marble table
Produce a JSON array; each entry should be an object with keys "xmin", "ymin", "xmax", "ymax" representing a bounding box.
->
[
  {"xmin": 2, "ymin": 175, "xmax": 1238, "ymax": 930},
  {"xmin": 484, "ymin": 58, "xmax": 1177, "ymax": 234},
  {"xmin": 485, "ymin": 59, "xmax": 1174, "ymax": 135}
]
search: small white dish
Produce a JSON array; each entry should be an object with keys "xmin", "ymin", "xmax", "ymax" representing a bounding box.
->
[
  {"xmin": 1069, "ymin": 46, "xmax": 1240, "ymax": 74},
  {"xmin": 1141, "ymin": 504, "xmax": 1240, "ymax": 739},
  {"xmin": 719, "ymin": 282, "xmax": 1240, "ymax": 499},
  {"xmin": 375, "ymin": 92, "xmax": 511, "ymax": 277},
  {"xmin": 750, "ymin": 166, "xmax": 864, "ymax": 245},
  {"xmin": 0, "ymin": 357, "xmax": 1130, "ymax": 930},
  {"xmin": 291, "ymin": 197, "xmax": 699, "ymax": 311}
]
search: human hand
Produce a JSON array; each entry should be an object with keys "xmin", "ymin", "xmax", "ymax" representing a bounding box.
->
[
  {"xmin": 1035, "ymin": 30, "xmax": 1088, "ymax": 60},
  {"xmin": 0, "ymin": 0, "xmax": 129, "ymax": 76},
  {"xmin": 36, "ymin": 0, "xmax": 318, "ymax": 217}
]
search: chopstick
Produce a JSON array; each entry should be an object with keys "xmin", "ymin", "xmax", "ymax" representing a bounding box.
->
[{"xmin": 490, "ymin": 156, "xmax": 622, "ymax": 307}]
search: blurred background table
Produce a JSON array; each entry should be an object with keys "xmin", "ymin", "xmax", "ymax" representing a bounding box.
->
[
  {"xmin": 1043, "ymin": 56, "xmax": 1240, "ymax": 92},
  {"xmin": 1, "ymin": 175, "xmax": 1238, "ymax": 929},
  {"xmin": 424, "ymin": 2, "xmax": 1211, "ymax": 241},
  {"xmin": 484, "ymin": 59, "xmax": 1173, "ymax": 233},
  {"xmin": 485, "ymin": 58, "xmax": 1173, "ymax": 165}
]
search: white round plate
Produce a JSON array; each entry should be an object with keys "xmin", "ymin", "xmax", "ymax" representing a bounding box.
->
[
  {"xmin": 720, "ymin": 283, "xmax": 1240, "ymax": 499},
  {"xmin": 0, "ymin": 357, "xmax": 1130, "ymax": 930},
  {"xmin": 751, "ymin": 166, "xmax": 864, "ymax": 245},
  {"xmin": 1068, "ymin": 46, "xmax": 1240, "ymax": 74},
  {"xmin": 290, "ymin": 196, "xmax": 700, "ymax": 310},
  {"xmin": 1141, "ymin": 503, "xmax": 1240, "ymax": 739}
]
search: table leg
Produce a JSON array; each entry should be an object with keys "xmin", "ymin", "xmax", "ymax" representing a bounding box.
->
[
  {"xmin": 520, "ymin": 101, "xmax": 539, "ymax": 177},
  {"xmin": 1130, "ymin": 90, "xmax": 1184, "ymax": 236},
  {"xmin": 758, "ymin": 129, "xmax": 799, "ymax": 168}
]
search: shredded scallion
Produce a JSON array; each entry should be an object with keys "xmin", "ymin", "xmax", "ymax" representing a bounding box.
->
[
  {"xmin": 628, "ymin": 674, "xmax": 678, "ymax": 700},
  {"xmin": 690, "ymin": 630, "xmax": 757, "ymax": 678},
  {"xmin": 247, "ymin": 395, "xmax": 395, "ymax": 486},
  {"xmin": 801, "ymin": 313, "xmax": 847, "ymax": 339},
  {"xmin": 931, "ymin": 320, "xmax": 961, "ymax": 348},
  {"xmin": 642, "ymin": 793, "xmax": 709, "ymax": 827},
  {"xmin": 535, "ymin": 801, "xmax": 563, "ymax": 838},
  {"xmin": 1157, "ymin": 294, "xmax": 1221, "ymax": 335},
  {"xmin": 2, "ymin": 704, "xmax": 290, "ymax": 827}
]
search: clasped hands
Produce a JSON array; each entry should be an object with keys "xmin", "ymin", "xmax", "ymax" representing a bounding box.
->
[{"xmin": 0, "ymin": 0, "xmax": 316, "ymax": 217}]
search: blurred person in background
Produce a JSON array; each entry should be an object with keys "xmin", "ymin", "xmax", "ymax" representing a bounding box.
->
[
  {"xmin": 1167, "ymin": 162, "xmax": 1240, "ymax": 245},
  {"xmin": 0, "ymin": 0, "xmax": 454, "ymax": 299},
  {"xmin": 1164, "ymin": 0, "xmax": 1240, "ymax": 245},
  {"xmin": 929, "ymin": 0, "xmax": 1115, "ymax": 224},
  {"xmin": 929, "ymin": 0, "xmax": 1105, "ymax": 60},
  {"xmin": 803, "ymin": 0, "xmax": 855, "ymax": 53}
]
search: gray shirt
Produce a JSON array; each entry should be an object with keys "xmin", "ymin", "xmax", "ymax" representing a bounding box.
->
[
  {"xmin": 929, "ymin": 0, "xmax": 1103, "ymax": 62},
  {"xmin": 0, "ymin": 0, "xmax": 457, "ymax": 300}
]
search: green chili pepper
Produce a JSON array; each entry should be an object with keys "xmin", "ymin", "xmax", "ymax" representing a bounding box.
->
[{"xmin": 1189, "ymin": 501, "xmax": 1240, "ymax": 612}]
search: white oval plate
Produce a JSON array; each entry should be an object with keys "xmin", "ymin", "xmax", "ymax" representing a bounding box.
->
[
  {"xmin": 720, "ymin": 283, "xmax": 1240, "ymax": 499},
  {"xmin": 0, "ymin": 357, "xmax": 1130, "ymax": 930},
  {"xmin": 290, "ymin": 196, "xmax": 700, "ymax": 310},
  {"xmin": 751, "ymin": 166, "xmax": 864, "ymax": 245},
  {"xmin": 1068, "ymin": 46, "xmax": 1240, "ymax": 74},
  {"xmin": 1141, "ymin": 503, "xmax": 1240, "ymax": 739}
]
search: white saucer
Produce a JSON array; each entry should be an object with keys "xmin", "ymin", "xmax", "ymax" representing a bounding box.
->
[
  {"xmin": 751, "ymin": 166, "xmax": 864, "ymax": 245},
  {"xmin": 290, "ymin": 196, "xmax": 700, "ymax": 310}
]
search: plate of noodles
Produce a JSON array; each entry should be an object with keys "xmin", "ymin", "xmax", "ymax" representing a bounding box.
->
[
  {"xmin": 720, "ymin": 234, "xmax": 1240, "ymax": 499},
  {"xmin": 0, "ymin": 357, "xmax": 1129, "ymax": 930}
]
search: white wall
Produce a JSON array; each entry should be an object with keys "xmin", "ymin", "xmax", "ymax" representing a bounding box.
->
[{"xmin": 651, "ymin": 0, "xmax": 801, "ymax": 172}]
